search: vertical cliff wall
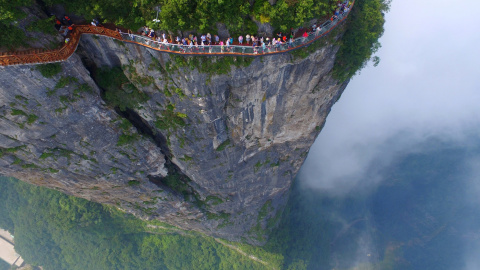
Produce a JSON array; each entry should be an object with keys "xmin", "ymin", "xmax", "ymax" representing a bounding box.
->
[{"xmin": 0, "ymin": 29, "xmax": 348, "ymax": 244}]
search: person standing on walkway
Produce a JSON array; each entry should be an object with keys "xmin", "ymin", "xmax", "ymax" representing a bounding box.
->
[
  {"xmin": 302, "ymin": 31, "xmax": 308, "ymax": 42},
  {"xmin": 238, "ymin": 35, "xmax": 243, "ymax": 44},
  {"xmin": 207, "ymin": 33, "xmax": 212, "ymax": 44}
]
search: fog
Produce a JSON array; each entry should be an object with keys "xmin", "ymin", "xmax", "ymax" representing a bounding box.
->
[
  {"xmin": 299, "ymin": 0, "xmax": 480, "ymax": 195},
  {"xmin": 295, "ymin": 0, "xmax": 480, "ymax": 268}
]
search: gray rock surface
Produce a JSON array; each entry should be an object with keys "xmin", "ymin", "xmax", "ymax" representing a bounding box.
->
[{"xmin": 0, "ymin": 30, "xmax": 348, "ymax": 244}]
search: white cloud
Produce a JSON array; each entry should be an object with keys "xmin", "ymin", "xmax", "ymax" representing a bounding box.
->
[{"xmin": 299, "ymin": 0, "xmax": 480, "ymax": 195}]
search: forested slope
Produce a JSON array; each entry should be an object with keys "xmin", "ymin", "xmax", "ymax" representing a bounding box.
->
[{"xmin": 0, "ymin": 176, "xmax": 272, "ymax": 270}]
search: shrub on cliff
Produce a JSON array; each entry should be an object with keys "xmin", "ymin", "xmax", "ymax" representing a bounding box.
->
[
  {"xmin": 333, "ymin": 0, "xmax": 391, "ymax": 80},
  {"xmin": 94, "ymin": 66, "xmax": 148, "ymax": 111},
  {"xmin": 0, "ymin": 0, "xmax": 31, "ymax": 48},
  {"xmin": 37, "ymin": 63, "xmax": 62, "ymax": 78}
]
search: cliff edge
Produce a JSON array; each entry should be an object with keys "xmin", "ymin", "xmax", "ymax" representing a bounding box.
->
[{"xmin": 0, "ymin": 26, "xmax": 348, "ymax": 244}]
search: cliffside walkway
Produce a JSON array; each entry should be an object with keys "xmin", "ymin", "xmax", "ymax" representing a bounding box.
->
[{"xmin": 0, "ymin": 1, "xmax": 353, "ymax": 67}]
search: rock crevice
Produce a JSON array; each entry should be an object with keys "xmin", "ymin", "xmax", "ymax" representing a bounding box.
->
[{"xmin": 0, "ymin": 29, "xmax": 348, "ymax": 244}]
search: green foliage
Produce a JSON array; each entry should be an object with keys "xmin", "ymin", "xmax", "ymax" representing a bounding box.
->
[
  {"xmin": 73, "ymin": 83, "xmax": 93, "ymax": 96},
  {"xmin": 95, "ymin": 66, "xmax": 149, "ymax": 111},
  {"xmin": 206, "ymin": 211, "xmax": 230, "ymax": 220},
  {"xmin": 117, "ymin": 133, "xmax": 138, "ymax": 146},
  {"xmin": 0, "ymin": 258, "xmax": 10, "ymax": 269},
  {"xmin": 127, "ymin": 180, "xmax": 140, "ymax": 186},
  {"xmin": 118, "ymin": 118, "xmax": 133, "ymax": 131},
  {"xmin": 205, "ymin": 195, "xmax": 223, "ymax": 206},
  {"xmin": 174, "ymin": 88, "xmax": 186, "ymax": 99},
  {"xmin": 160, "ymin": 173, "xmax": 192, "ymax": 197},
  {"xmin": 21, "ymin": 163, "xmax": 39, "ymax": 169},
  {"xmin": 38, "ymin": 147, "xmax": 76, "ymax": 162},
  {"xmin": 154, "ymin": 103, "xmax": 186, "ymax": 131},
  {"xmin": 179, "ymin": 155, "xmax": 193, "ymax": 161},
  {"xmin": 253, "ymin": 0, "xmax": 331, "ymax": 32},
  {"xmin": 11, "ymin": 109, "xmax": 27, "ymax": 116},
  {"xmin": 172, "ymin": 55, "xmax": 253, "ymax": 76},
  {"xmin": 0, "ymin": 145, "xmax": 26, "ymax": 158},
  {"xmin": 10, "ymin": 109, "xmax": 38, "ymax": 125},
  {"xmin": 37, "ymin": 63, "xmax": 62, "ymax": 78},
  {"xmin": 248, "ymin": 200, "xmax": 274, "ymax": 242},
  {"xmin": 254, "ymin": 158, "xmax": 271, "ymax": 173},
  {"xmin": 26, "ymin": 16, "xmax": 56, "ymax": 34},
  {"xmin": 157, "ymin": 0, "xmax": 329, "ymax": 34},
  {"xmin": 55, "ymin": 76, "xmax": 78, "ymax": 89},
  {"xmin": 258, "ymin": 200, "xmax": 273, "ymax": 221},
  {"xmin": 216, "ymin": 139, "xmax": 231, "ymax": 151},
  {"xmin": 0, "ymin": 176, "xmax": 268, "ymax": 269},
  {"xmin": 0, "ymin": 0, "xmax": 30, "ymax": 48},
  {"xmin": 39, "ymin": 152, "xmax": 54, "ymax": 159},
  {"xmin": 26, "ymin": 114, "xmax": 38, "ymax": 124},
  {"xmin": 333, "ymin": 0, "xmax": 390, "ymax": 80}
]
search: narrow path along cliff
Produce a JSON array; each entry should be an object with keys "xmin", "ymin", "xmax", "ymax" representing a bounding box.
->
[
  {"xmin": 0, "ymin": 0, "xmax": 392, "ymax": 246},
  {"xmin": 0, "ymin": 0, "xmax": 354, "ymax": 66}
]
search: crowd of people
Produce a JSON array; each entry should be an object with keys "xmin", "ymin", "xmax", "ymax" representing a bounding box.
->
[
  {"xmin": 54, "ymin": 0, "xmax": 352, "ymax": 52},
  {"xmin": 124, "ymin": 0, "xmax": 352, "ymax": 53}
]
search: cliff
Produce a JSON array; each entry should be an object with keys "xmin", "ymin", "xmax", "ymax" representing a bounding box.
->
[{"xmin": 0, "ymin": 30, "xmax": 348, "ymax": 244}]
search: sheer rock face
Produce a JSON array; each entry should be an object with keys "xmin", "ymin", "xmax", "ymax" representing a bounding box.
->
[{"xmin": 0, "ymin": 33, "xmax": 348, "ymax": 244}]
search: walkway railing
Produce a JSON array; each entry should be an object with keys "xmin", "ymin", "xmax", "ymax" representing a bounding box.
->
[
  {"xmin": 0, "ymin": 26, "xmax": 122, "ymax": 66},
  {"xmin": 0, "ymin": 1, "xmax": 353, "ymax": 66}
]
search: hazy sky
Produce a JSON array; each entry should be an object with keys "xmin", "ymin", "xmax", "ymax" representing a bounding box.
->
[
  {"xmin": 299, "ymin": 0, "xmax": 480, "ymax": 194},
  {"xmin": 298, "ymin": 0, "xmax": 480, "ymax": 268}
]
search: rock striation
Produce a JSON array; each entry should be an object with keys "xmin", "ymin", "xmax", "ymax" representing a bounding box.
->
[{"xmin": 0, "ymin": 28, "xmax": 348, "ymax": 244}]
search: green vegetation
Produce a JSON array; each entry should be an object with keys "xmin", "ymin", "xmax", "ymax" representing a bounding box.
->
[
  {"xmin": 26, "ymin": 16, "xmax": 56, "ymax": 35},
  {"xmin": 1, "ymin": 0, "xmax": 336, "ymax": 37},
  {"xmin": 154, "ymin": 103, "xmax": 186, "ymax": 131},
  {"xmin": 5, "ymin": 140, "xmax": 462, "ymax": 270},
  {"xmin": 11, "ymin": 109, "xmax": 27, "ymax": 116},
  {"xmin": 123, "ymin": 60, "xmax": 155, "ymax": 87},
  {"xmin": 0, "ymin": 145, "xmax": 26, "ymax": 158},
  {"xmin": 248, "ymin": 200, "xmax": 274, "ymax": 242},
  {"xmin": 333, "ymin": 0, "xmax": 390, "ymax": 80},
  {"xmin": 37, "ymin": 63, "xmax": 62, "ymax": 78},
  {"xmin": 0, "ymin": 0, "xmax": 30, "ymax": 48},
  {"xmin": 205, "ymin": 195, "xmax": 224, "ymax": 206},
  {"xmin": 289, "ymin": 0, "xmax": 389, "ymax": 80},
  {"xmin": 73, "ymin": 83, "xmax": 93, "ymax": 96},
  {"xmin": 254, "ymin": 158, "xmax": 272, "ymax": 173},
  {"xmin": 171, "ymin": 55, "xmax": 253, "ymax": 76},
  {"xmin": 0, "ymin": 258, "xmax": 10, "ymax": 269},
  {"xmin": 216, "ymin": 139, "xmax": 231, "ymax": 151},
  {"xmin": 55, "ymin": 76, "xmax": 78, "ymax": 90},
  {"xmin": 160, "ymin": 173, "xmax": 192, "ymax": 197},
  {"xmin": 206, "ymin": 211, "xmax": 230, "ymax": 220},
  {"xmin": 10, "ymin": 109, "xmax": 39, "ymax": 125},
  {"xmin": 94, "ymin": 66, "xmax": 149, "ymax": 111},
  {"xmin": 26, "ymin": 114, "xmax": 38, "ymax": 124},
  {"xmin": 127, "ymin": 180, "xmax": 140, "ymax": 186},
  {"xmin": 118, "ymin": 118, "xmax": 134, "ymax": 131},
  {"xmin": 155, "ymin": 0, "xmax": 336, "ymax": 34},
  {"xmin": 0, "ymin": 176, "xmax": 268, "ymax": 269},
  {"xmin": 39, "ymin": 152, "xmax": 54, "ymax": 159},
  {"xmin": 117, "ymin": 133, "xmax": 138, "ymax": 146},
  {"xmin": 3, "ymin": 0, "xmax": 385, "ymax": 83},
  {"xmin": 179, "ymin": 155, "xmax": 193, "ymax": 162}
]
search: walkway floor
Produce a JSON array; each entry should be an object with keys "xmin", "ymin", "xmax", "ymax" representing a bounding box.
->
[{"xmin": 0, "ymin": 229, "xmax": 24, "ymax": 267}]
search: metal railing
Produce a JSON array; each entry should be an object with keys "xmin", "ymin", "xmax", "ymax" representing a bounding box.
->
[
  {"xmin": 119, "ymin": 8, "xmax": 351, "ymax": 56},
  {"xmin": 0, "ymin": 1, "xmax": 353, "ymax": 66}
]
